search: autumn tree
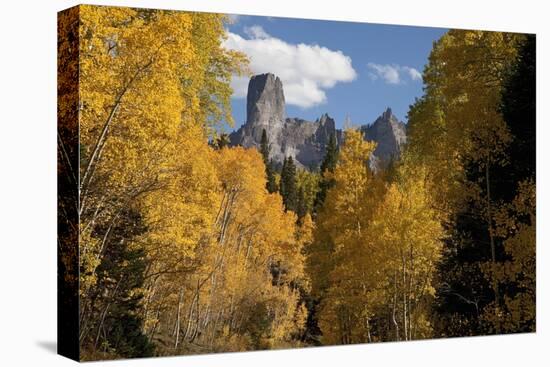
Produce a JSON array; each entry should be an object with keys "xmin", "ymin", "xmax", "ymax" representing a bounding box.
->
[
  {"xmin": 311, "ymin": 129, "xmax": 381, "ymax": 344},
  {"xmin": 366, "ymin": 162, "xmax": 444, "ymax": 341},
  {"xmin": 58, "ymin": 7, "xmax": 80, "ymax": 358},
  {"xmin": 481, "ymin": 34, "xmax": 536, "ymax": 333},
  {"xmin": 310, "ymin": 128, "xmax": 444, "ymax": 345},
  {"xmin": 406, "ymin": 30, "xmax": 532, "ymax": 336},
  {"xmin": 489, "ymin": 180, "xmax": 535, "ymax": 332},
  {"xmin": 74, "ymin": 6, "xmax": 248, "ymax": 358},
  {"xmin": 296, "ymin": 169, "xmax": 320, "ymax": 217}
]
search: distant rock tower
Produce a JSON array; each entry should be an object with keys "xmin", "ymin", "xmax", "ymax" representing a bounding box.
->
[
  {"xmin": 230, "ymin": 73, "xmax": 406, "ymax": 170},
  {"xmin": 245, "ymin": 73, "xmax": 286, "ymax": 143},
  {"xmin": 361, "ymin": 107, "xmax": 407, "ymax": 169}
]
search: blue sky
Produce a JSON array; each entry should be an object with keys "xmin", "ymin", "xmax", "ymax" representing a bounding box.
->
[{"xmin": 224, "ymin": 15, "xmax": 447, "ymax": 131}]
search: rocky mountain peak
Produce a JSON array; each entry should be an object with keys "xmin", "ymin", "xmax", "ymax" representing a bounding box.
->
[
  {"xmin": 317, "ymin": 113, "xmax": 336, "ymax": 129},
  {"xmin": 246, "ymin": 73, "xmax": 285, "ymax": 127},
  {"xmin": 362, "ymin": 107, "xmax": 407, "ymax": 168},
  {"xmin": 381, "ymin": 107, "xmax": 393, "ymax": 120},
  {"xmin": 230, "ymin": 73, "xmax": 407, "ymax": 171},
  {"xmin": 314, "ymin": 113, "xmax": 337, "ymax": 146}
]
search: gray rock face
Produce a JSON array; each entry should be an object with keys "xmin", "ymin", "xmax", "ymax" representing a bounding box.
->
[
  {"xmin": 229, "ymin": 73, "xmax": 406, "ymax": 171},
  {"xmin": 361, "ymin": 107, "xmax": 407, "ymax": 170},
  {"xmin": 246, "ymin": 73, "xmax": 285, "ymax": 143},
  {"xmin": 230, "ymin": 73, "xmax": 338, "ymax": 169}
]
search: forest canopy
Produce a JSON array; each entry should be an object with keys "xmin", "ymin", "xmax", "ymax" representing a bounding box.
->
[{"xmin": 57, "ymin": 6, "xmax": 535, "ymax": 360}]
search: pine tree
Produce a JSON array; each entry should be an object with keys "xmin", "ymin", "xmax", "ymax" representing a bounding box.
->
[
  {"xmin": 314, "ymin": 133, "xmax": 339, "ymax": 212},
  {"xmin": 260, "ymin": 129, "xmax": 270, "ymax": 161},
  {"xmin": 213, "ymin": 133, "xmax": 230, "ymax": 150},
  {"xmin": 267, "ymin": 159, "xmax": 278, "ymax": 193},
  {"xmin": 499, "ymin": 34, "xmax": 536, "ymax": 187},
  {"xmin": 280, "ymin": 156, "xmax": 297, "ymax": 212},
  {"xmin": 260, "ymin": 129, "xmax": 278, "ymax": 193},
  {"xmin": 296, "ymin": 186, "xmax": 308, "ymax": 222},
  {"xmin": 87, "ymin": 208, "xmax": 154, "ymax": 357},
  {"xmin": 320, "ymin": 133, "xmax": 338, "ymax": 174}
]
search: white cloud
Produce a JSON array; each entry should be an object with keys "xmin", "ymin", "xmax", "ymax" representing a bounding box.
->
[
  {"xmin": 367, "ymin": 63, "xmax": 401, "ymax": 84},
  {"xmin": 367, "ymin": 63, "xmax": 422, "ymax": 85},
  {"xmin": 223, "ymin": 26, "xmax": 357, "ymax": 108},
  {"xmin": 243, "ymin": 25, "xmax": 270, "ymax": 39},
  {"xmin": 403, "ymin": 66, "xmax": 422, "ymax": 81}
]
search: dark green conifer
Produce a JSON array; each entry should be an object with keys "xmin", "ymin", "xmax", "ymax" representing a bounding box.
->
[{"xmin": 260, "ymin": 129, "xmax": 278, "ymax": 193}]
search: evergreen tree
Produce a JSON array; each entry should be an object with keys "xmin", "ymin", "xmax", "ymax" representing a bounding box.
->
[
  {"xmin": 314, "ymin": 133, "xmax": 339, "ymax": 212},
  {"xmin": 280, "ymin": 156, "xmax": 297, "ymax": 212},
  {"xmin": 280, "ymin": 157, "xmax": 288, "ymax": 201},
  {"xmin": 87, "ymin": 208, "xmax": 155, "ymax": 357},
  {"xmin": 433, "ymin": 34, "xmax": 536, "ymax": 337},
  {"xmin": 296, "ymin": 186, "xmax": 308, "ymax": 222},
  {"xmin": 260, "ymin": 129, "xmax": 270, "ymax": 161},
  {"xmin": 260, "ymin": 129, "xmax": 278, "ymax": 193},
  {"xmin": 489, "ymin": 34, "xmax": 536, "ymax": 332},
  {"xmin": 266, "ymin": 159, "xmax": 278, "ymax": 193},
  {"xmin": 212, "ymin": 133, "xmax": 230, "ymax": 150},
  {"xmin": 499, "ymin": 34, "xmax": 536, "ymax": 186},
  {"xmin": 320, "ymin": 133, "xmax": 339, "ymax": 174}
]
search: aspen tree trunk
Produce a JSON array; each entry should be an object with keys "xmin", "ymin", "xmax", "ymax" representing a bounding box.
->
[
  {"xmin": 174, "ymin": 287, "xmax": 184, "ymax": 350},
  {"xmin": 190, "ymin": 305, "xmax": 201, "ymax": 342},
  {"xmin": 79, "ymin": 303, "xmax": 91, "ymax": 343},
  {"xmin": 365, "ymin": 315, "xmax": 372, "ymax": 343},
  {"xmin": 94, "ymin": 279, "xmax": 121, "ymax": 350},
  {"xmin": 401, "ymin": 254, "xmax": 409, "ymax": 340},
  {"xmin": 149, "ymin": 307, "xmax": 161, "ymax": 343},
  {"xmin": 80, "ymin": 58, "xmax": 155, "ymax": 215},
  {"xmin": 208, "ymin": 308, "xmax": 224, "ymax": 347},
  {"xmin": 392, "ymin": 272, "xmax": 400, "ymax": 341},
  {"xmin": 202, "ymin": 273, "xmax": 217, "ymax": 331},
  {"xmin": 143, "ymin": 278, "xmax": 157, "ymax": 331},
  {"xmin": 361, "ymin": 281, "xmax": 372, "ymax": 343},
  {"xmin": 218, "ymin": 189, "xmax": 236, "ymax": 247},
  {"xmin": 183, "ymin": 285, "xmax": 199, "ymax": 340},
  {"xmin": 408, "ymin": 242, "xmax": 415, "ymax": 339}
]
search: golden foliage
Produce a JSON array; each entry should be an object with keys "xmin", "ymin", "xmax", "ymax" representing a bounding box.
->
[
  {"xmin": 312, "ymin": 129, "xmax": 444, "ymax": 344},
  {"xmin": 69, "ymin": 7, "xmax": 534, "ymax": 358}
]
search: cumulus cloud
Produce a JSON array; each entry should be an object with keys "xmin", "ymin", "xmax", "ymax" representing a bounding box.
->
[
  {"xmin": 223, "ymin": 25, "xmax": 357, "ymax": 108},
  {"xmin": 243, "ymin": 25, "xmax": 270, "ymax": 39},
  {"xmin": 367, "ymin": 63, "xmax": 422, "ymax": 85}
]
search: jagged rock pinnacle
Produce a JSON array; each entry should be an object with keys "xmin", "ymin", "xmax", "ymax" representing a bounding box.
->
[
  {"xmin": 230, "ymin": 73, "xmax": 407, "ymax": 170},
  {"xmin": 362, "ymin": 107, "xmax": 407, "ymax": 169},
  {"xmin": 246, "ymin": 73, "xmax": 285, "ymax": 127}
]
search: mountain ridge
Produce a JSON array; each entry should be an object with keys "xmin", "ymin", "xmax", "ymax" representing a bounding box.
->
[{"xmin": 229, "ymin": 73, "xmax": 406, "ymax": 170}]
